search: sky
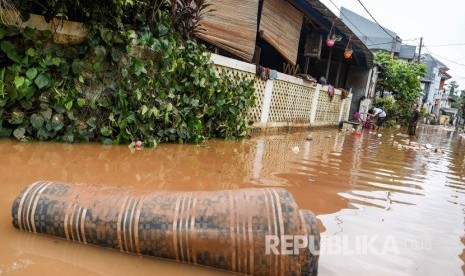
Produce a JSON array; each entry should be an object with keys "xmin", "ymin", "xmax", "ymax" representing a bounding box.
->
[{"xmin": 320, "ymin": 0, "xmax": 465, "ymax": 90}]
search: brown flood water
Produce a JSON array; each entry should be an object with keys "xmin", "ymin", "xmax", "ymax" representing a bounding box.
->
[{"xmin": 0, "ymin": 125, "xmax": 464, "ymax": 275}]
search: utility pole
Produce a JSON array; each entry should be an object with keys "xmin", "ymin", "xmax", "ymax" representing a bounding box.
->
[
  {"xmin": 390, "ymin": 36, "xmax": 398, "ymax": 58},
  {"xmin": 417, "ymin": 37, "xmax": 423, "ymax": 63}
]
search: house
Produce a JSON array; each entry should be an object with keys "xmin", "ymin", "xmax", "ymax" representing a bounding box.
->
[
  {"xmin": 198, "ymin": 0, "xmax": 373, "ymax": 77},
  {"xmin": 193, "ymin": 0, "xmax": 375, "ymax": 129},
  {"xmin": 420, "ymin": 54, "xmax": 452, "ymax": 115}
]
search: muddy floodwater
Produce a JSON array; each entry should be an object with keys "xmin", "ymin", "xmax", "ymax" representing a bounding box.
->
[{"xmin": 0, "ymin": 125, "xmax": 464, "ymax": 275}]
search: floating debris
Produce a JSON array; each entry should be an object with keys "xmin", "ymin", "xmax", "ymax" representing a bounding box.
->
[{"xmin": 292, "ymin": 146, "xmax": 300, "ymax": 153}]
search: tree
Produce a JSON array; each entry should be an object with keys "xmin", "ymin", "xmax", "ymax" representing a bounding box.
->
[
  {"xmin": 448, "ymin": 81, "xmax": 459, "ymax": 96},
  {"xmin": 374, "ymin": 51, "xmax": 427, "ymax": 125},
  {"xmin": 453, "ymin": 89, "xmax": 465, "ymax": 128}
]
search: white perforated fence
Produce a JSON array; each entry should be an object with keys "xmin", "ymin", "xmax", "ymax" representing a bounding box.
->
[
  {"xmin": 211, "ymin": 54, "xmax": 352, "ymax": 129},
  {"xmin": 314, "ymin": 90, "xmax": 343, "ymax": 126},
  {"xmin": 213, "ymin": 65, "xmax": 266, "ymax": 123},
  {"xmin": 267, "ymin": 80, "xmax": 315, "ymax": 123},
  {"xmin": 342, "ymin": 97, "xmax": 351, "ymax": 121}
]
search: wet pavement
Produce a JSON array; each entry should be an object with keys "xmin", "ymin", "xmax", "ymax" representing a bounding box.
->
[{"xmin": 0, "ymin": 125, "xmax": 463, "ymax": 275}]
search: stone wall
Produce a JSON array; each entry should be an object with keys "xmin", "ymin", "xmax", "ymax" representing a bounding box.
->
[{"xmin": 5, "ymin": 12, "xmax": 87, "ymax": 45}]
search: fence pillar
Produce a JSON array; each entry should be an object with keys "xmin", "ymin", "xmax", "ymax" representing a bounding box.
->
[
  {"xmin": 260, "ymin": 80, "xmax": 274, "ymax": 123},
  {"xmin": 338, "ymin": 98, "xmax": 346, "ymax": 122},
  {"xmin": 310, "ymin": 84, "xmax": 321, "ymax": 124},
  {"xmin": 344, "ymin": 94, "xmax": 352, "ymax": 121}
]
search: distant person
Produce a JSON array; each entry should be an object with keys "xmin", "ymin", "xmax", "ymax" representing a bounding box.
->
[
  {"xmin": 428, "ymin": 113, "xmax": 436, "ymax": 125},
  {"xmin": 408, "ymin": 103, "xmax": 421, "ymax": 139},
  {"xmin": 368, "ymin": 107, "xmax": 387, "ymax": 133}
]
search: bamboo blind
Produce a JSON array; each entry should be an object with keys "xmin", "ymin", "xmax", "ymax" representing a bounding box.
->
[
  {"xmin": 259, "ymin": 0, "xmax": 304, "ymax": 65},
  {"xmin": 197, "ymin": 0, "xmax": 259, "ymax": 62}
]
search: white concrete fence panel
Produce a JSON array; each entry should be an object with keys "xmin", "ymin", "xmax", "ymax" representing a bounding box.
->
[{"xmin": 211, "ymin": 54, "xmax": 352, "ymax": 130}]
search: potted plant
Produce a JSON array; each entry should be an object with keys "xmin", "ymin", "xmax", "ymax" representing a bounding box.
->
[
  {"xmin": 326, "ymin": 34, "xmax": 342, "ymax": 47},
  {"xmin": 344, "ymin": 35, "xmax": 353, "ymax": 58},
  {"xmin": 344, "ymin": 48, "xmax": 353, "ymax": 58},
  {"xmin": 326, "ymin": 21, "xmax": 342, "ymax": 47}
]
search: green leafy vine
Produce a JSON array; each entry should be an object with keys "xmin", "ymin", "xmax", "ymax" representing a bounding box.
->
[{"xmin": 0, "ymin": 9, "xmax": 255, "ymax": 145}]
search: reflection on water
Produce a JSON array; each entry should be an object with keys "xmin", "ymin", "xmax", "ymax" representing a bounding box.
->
[{"xmin": 0, "ymin": 126, "xmax": 464, "ymax": 275}]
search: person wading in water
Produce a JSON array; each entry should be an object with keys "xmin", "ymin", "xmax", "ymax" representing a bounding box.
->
[
  {"xmin": 408, "ymin": 103, "xmax": 421, "ymax": 139},
  {"xmin": 368, "ymin": 107, "xmax": 387, "ymax": 133}
]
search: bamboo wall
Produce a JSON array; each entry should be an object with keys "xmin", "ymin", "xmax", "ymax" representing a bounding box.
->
[
  {"xmin": 197, "ymin": 0, "xmax": 259, "ymax": 62},
  {"xmin": 259, "ymin": 0, "xmax": 304, "ymax": 65}
]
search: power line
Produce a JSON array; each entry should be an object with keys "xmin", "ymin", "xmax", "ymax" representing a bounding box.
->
[
  {"xmin": 328, "ymin": 0, "xmax": 419, "ymax": 51},
  {"xmin": 423, "ymin": 44, "xmax": 465, "ymax": 86},
  {"xmin": 365, "ymin": 38, "xmax": 418, "ymax": 47},
  {"xmin": 425, "ymin": 46, "xmax": 465, "ymax": 67},
  {"xmin": 427, "ymin": 42, "xmax": 465, "ymax": 47},
  {"xmin": 404, "ymin": 38, "xmax": 420, "ymax": 42},
  {"xmin": 423, "ymin": 45, "xmax": 439, "ymax": 68},
  {"xmin": 355, "ymin": 0, "xmax": 402, "ymax": 43},
  {"xmin": 423, "ymin": 44, "xmax": 465, "ymax": 66},
  {"xmin": 326, "ymin": 0, "xmax": 376, "ymax": 46}
]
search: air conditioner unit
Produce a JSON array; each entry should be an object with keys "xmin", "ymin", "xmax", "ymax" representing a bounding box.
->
[{"xmin": 304, "ymin": 33, "xmax": 322, "ymax": 58}]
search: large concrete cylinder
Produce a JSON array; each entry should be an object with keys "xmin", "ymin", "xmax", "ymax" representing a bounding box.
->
[{"xmin": 12, "ymin": 181, "xmax": 319, "ymax": 275}]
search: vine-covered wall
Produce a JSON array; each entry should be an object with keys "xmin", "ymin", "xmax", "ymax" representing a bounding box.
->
[{"xmin": 0, "ymin": 1, "xmax": 256, "ymax": 145}]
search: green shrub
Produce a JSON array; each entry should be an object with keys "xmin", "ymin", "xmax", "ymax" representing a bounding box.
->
[
  {"xmin": 420, "ymin": 107, "xmax": 428, "ymax": 118},
  {"xmin": 374, "ymin": 97, "xmax": 394, "ymax": 116},
  {"xmin": 0, "ymin": 24, "xmax": 255, "ymax": 145}
]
